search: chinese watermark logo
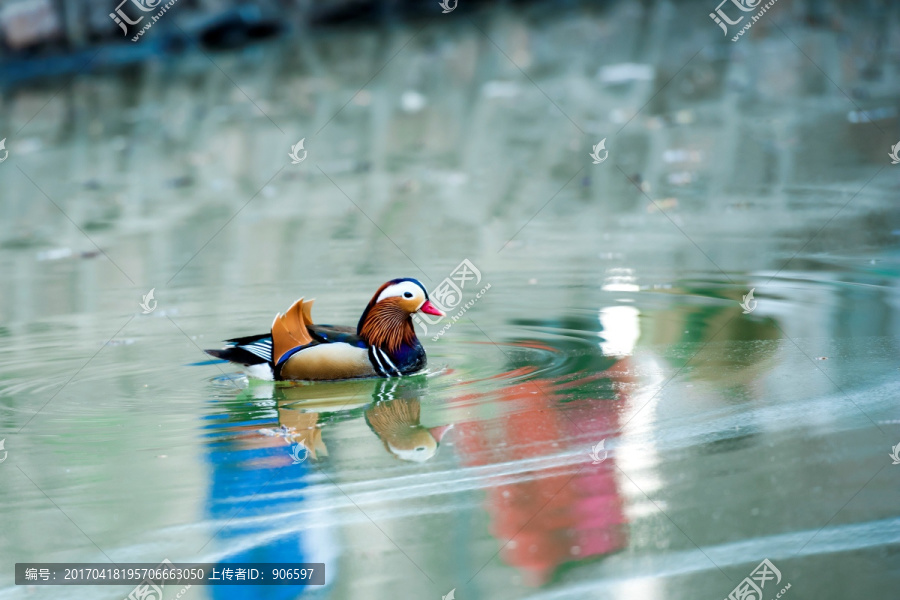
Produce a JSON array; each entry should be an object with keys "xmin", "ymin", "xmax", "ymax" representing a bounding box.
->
[
  {"xmin": 125, "ymin": 558, "xmax": 170, "ymax": 600},
  {"xmin": 111, "ymin": 0, "xmax": 179, "ymax": 41},
  {"xmin": 289, "ymin": 138, "xmax": 307, "ymax": 164},
  {"xmin": 740, "ymin": 288, "xmax": 757, "ymax": 314},
  {"xmin": 709, "ymin": 0, "xmax": 759, "ymax": 34},
  {"xmin": 140, "ymin": 288, "xmax": 157, "ymax": 314},
  {"xmin": 724, "ymin": 559, "xmax": 790, "ymax": 600},
  {"xmin": 710, "ymin": 0, "xmax": 779, "ymax": 42},
  {"xmin": 0, "ymin": 138, "xmax": 8, "ymax": 163},
  {"xmin": 889, "ymin": 142, "xmax": 900, "ymax": 165},
  {"xmin": 122, "ymin": 559, "xmax": 191, "ymax": 600},
  {"xmin": 588, "ymin": 439, "xmax": 607, "ymax": 464},
  {"xmin": 412, "ymin": 259, "xmax": 491, "ymax": 340},
  {"xmin": 890, "ymin": 443, "xmax": 900, "ymax": 465},
  {"xmin": 439, "ymin": 0, "xmax": 457, "ymax": 13},
  {"xmin": 290, "ymin": 443, "xmax": 309, "ymax": 464},
  {"xmin": 0, "ymin": 439, "xmax": 7, "ymax": 464},
  {"xmin": 589, "ymin": 138, "xmax": 609, "ymax": 164},
  {"xmin": 111, "ymin": 0, "xmax": 153, "ymax": 35}
]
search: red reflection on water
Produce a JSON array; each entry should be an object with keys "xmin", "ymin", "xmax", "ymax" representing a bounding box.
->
[{"xmin": 454, "ymin": 356, "xmax": 632, "ymax": 585}]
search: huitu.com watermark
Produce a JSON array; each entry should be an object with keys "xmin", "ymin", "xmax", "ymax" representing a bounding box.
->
[
  {"xmin": 589, "ymin": 138, "xmax": 609, "ymax": 164},
  {"xmin": 110, "ymin": 0, "xmax": 181, "ymax": 42},
  {"xmin": 289, "ymin": 139, "xmax": 307, "ymax": 164},
  {"xmin": 140, "ymin": 288, "xmax": 157, "ymax": 314},
  {"xmin": 123, "ymin": 559, "xmax": 191, "ymax": 600},
  {"xmin": 740, "ymin": 288, "xmax": 757, "ymax": 314},
  {"xmin": 588, "ymin": 439, "xmax": 607, "ymax": 464},
  {"xmin": 709, "ymin": 0, "xmax": 780, "ymax": 42},
  {"xmin": 412, "ymin": 259, "xmax": 491, "ymax": 341},
  {"xmin": 722, "ymin": 558, "xmax": 791, "ymax": 600}
]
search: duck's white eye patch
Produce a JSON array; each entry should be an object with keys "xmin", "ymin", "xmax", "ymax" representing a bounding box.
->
[{"xmin": 377, "ymin": 281, "xmax": 425, "ymax": 304}]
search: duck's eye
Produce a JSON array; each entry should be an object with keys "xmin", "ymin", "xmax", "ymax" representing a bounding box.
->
[{"xmin": 403, "ymin": 292, "xmax": 414, "ymax": 298}]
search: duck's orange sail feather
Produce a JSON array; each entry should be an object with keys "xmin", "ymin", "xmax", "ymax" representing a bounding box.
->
[{"xmin": 271, "ymin": 298, "xmax": 315, "ymax": 366}]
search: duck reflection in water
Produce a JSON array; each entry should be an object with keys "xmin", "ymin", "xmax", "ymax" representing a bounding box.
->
[
  {"xmin": 365, "ymin": 385, "xmax": 454, "ymax": 462},
  {"xmin": 265, "ymin": 376, "xmax": 453, "ymax": 463},
  {"xmin": 202, "ymin": 376, "xmax": 452, "ymax": 599}
]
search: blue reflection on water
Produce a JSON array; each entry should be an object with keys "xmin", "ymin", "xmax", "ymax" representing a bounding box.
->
[{"xmin": 204, "ymin": 412, "xmax": 333, "ymax": 600}]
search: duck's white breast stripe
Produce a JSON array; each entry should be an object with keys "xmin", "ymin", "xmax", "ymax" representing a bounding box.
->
[
  {"xmin": 377, "ymin": 348, "xmax": 402, "ymax": 376},
  {"xmin": 368, "ymin": 347, "xmax": 390, "ymax": 377}
]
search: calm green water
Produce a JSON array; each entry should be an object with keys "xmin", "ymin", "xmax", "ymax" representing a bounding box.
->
[{"xmin": 1, "ymin": 2, "xmax": 900, "ymax": 599}]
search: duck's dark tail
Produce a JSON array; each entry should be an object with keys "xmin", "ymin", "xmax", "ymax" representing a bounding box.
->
[{"xmin": 205, "ymin": 333, "xmax": 272, "ymax": 366}]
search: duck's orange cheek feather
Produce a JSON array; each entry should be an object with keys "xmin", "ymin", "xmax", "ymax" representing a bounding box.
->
[{"xmin": 387, "ymin": 297, "xmax": 421, "ymax": 313}]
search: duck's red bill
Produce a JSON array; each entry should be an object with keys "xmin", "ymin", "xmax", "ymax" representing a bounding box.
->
[{"xmin": 420, "ymin": 300, "xmax": 445, "ymax": 317}]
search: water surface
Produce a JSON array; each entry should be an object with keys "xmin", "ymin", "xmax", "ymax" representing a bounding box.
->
[{"xmin": 1, "ymin": 2, "xmax": 899, "ymax": 599}]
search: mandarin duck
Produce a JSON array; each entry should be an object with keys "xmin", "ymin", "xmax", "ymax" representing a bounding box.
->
[{"xmin": 205, "ymin": 278, "xmax": 445, "ymax": 381}]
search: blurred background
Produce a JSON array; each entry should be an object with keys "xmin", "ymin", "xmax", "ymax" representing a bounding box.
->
[{"xmin": 1, "ymin": 0, "xmax": 900, "ymax": 599}]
